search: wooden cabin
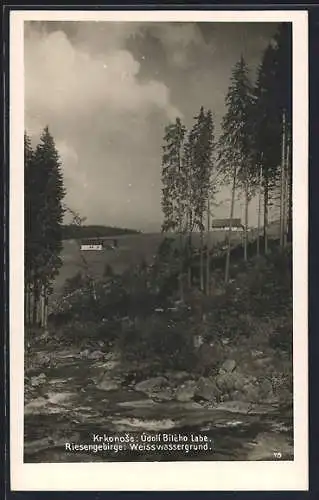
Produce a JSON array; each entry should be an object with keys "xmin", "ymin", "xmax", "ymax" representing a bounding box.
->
[
  {"xmin": 80, "ymin": 238, "xmax": 119, "ymax": 251},
  {"xmin": 211, "ymin": 218, "xmax": 244, "ymax": 232},
  {"xmin": 80, "ymin": 238, "xmax": 104, "ymax": 251}
]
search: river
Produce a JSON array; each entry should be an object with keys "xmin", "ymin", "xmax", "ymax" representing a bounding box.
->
[{"xmin": 24, "ymin": 351, "xmax": 294, "ymax": 463}]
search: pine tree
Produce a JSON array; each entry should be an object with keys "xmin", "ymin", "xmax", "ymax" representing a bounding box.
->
[
  {"xmin": 190, "ymin": 107, "xmax": 215, "ymax": 292},
  {"xmin": 182, "ymin": 129, "xmax": 196, "ymax": 287},
  {"xmin": 27, "ymin": 126, "xmax": 66, "ymax": 325},
  {"xmin": 254, "ymin": 44, "xmax": 281, "ymax": 254},
  {"xmin": 273, "ymin": 23, "xmax": 292, "ymax": 245},
  {"xmin": 24, "ymin": 131, "xmax": 34, "ymax": 324},
  {"xmin": 219, "ymin": 56, "xmax": 254, "ymax": 282},
  {"xmin": 253, "ymin": 23, "xmax": 292, "ymax": 252},
  {"xmin": 161, "ymin": 117, "xmax": 187, "ymax": 299}
]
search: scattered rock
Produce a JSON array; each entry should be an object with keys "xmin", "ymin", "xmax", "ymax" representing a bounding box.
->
[
  {"xmin": 195, "ymin": 378, "xmax": 221, "ymax": 402},
  {"xmin": 251, "ymin": 350, "xmax": 264, "ymax": 358},
  {"xmin": 30, "ymin": 373, "xmax": 47, "ymax": 387},
  {"xmin": 216, "ymin": 372, "xmax": 236, "ymax": 392},
  {"xmin": 242, "ymin": 383, "xmax": 260, "ymax": 402},
  {"xmin": 234, "ymin": 373, "xmax": 253, "ymax": 391},
  {"xmin": 46, "ymin": 392, "xmax": 77, "ymax": 405},
  {"xmin": 111, "ymin": 417, "xmax": 176, "ymax": 432},
  {"xmin": 248, "ymin": 403, "xmax": 279, "ymax": 415},
  {"xmin": 154, "ymin": 388, "xmax": 175, "ymax": 401},
  {"xmin": 222, "ymin": 393, "xmax": 231, "ymax": 402},
  {"xmin": 214, "ymin": 400, "xmax": 253, "ymax": 414},
  {"xmin": 97, "ymin": 378, "xmax": 119, "ymax": 392},
  {"xmin": 96, "ymin": 360, "xmax": 119, "ymax": 371},
  {"xmin": 167, "ymin": 371, "xmax": 190, "ymax": 381},
  {"xmin": 259, "ymin": 379, "xmax": 275, "ymax": 399},
  {"xmin": 221, "ymin": 338, "xmax": 230, "ymax": 345},
  {"xmin": 87, "ymin": 350, "xmax": 105, "ymax": 361},
  {"xmin": 221, "ymin": 359, "xmax": 237, "ymax": 373},
  {"xmin": 175, "ymin": 380, "xmax": 196, "ymax": 402},
  {"xmin": 253, "ymin": 357, "xmax": 273, "ymax": 368},
  {"xmin": 35, "ymin": 353, "xmax": 51, "ymax": 367},
  {"xmin": 24, "ymin": 397, "xmax": 48, "ymax": 415},
  {"xmin": 80, "ymin": 349, "xmax": 90, "ymax": 359},
  {"xmin": 230, "ymin": 390, "xmax": 244, "ymax": 400},
  {"xmin": 135, "ymin": 376, "xmax": 167, "ymax": 394},
  {"xmin": 96, "ymin": 373, "xmax": 120, "ymax": 391}
]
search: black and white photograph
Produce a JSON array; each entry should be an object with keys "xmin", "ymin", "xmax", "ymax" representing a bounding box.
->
[{"xmin": 10, "ymin": 9, "xmax": 308, "ymax": 491}]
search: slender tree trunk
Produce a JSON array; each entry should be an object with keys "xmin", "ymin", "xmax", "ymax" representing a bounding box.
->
[
  {"xmin": 206, "ymin": 195, "xmax": 211, "ymax": 295},
  {"xmin": 24, "ymin": 286, "xmax": 27, "ymax": 324},
  {"xmin": 264, "ymin": 178, "xmax": 269, "ymax": 255},
  {"xmin": 257, "ymin": 162, "xmax": 263, "ymax": 256},
  {"xmin": 284, "ymin": 132, "xmax": 291, "ymax": 248},
  {"xmin": 43, "ymin": 289, "xmax": 48, "ymax": 330},
  {"xmin": 280, "ymin": 110, "xmax": 287, "ymax": 248},
  {"xmin": 286, "ymin": 124, "xmax": 292, "ymax": 244},
  {"xmin": 187, "ymin": 210, "xmax": 193, "ymax": 288},
  {"xmin": 225, "ymin": 165, "xmax": 237, "ymax": 284},
  {"xmin": 199, "ymin": 218, "xmax": 204, "ymax": 291},
  {"xmin": 244, "ymin": 180, "xmax": 249, "ymax": 261},
  {"xmin": 40, "ymin": 284, "xmax": 45, "ymax": 328},
  {"xmin": 32, "ymin": 281, "xmax": 39, "ymax": 325},
  {"xmin": 25, "ymin": 281, "xmax": 29, "ymax": 325},
  {"xmin": 27, "ymin": 283, "xmax": 31, "ymax": 325},
  {"xmin": 187, "ymin": 237, "xmax": 192, "ymax": 288},
  {"xmin": 179, "ymin": 231, "xmax": 184, "ymax": 301}
]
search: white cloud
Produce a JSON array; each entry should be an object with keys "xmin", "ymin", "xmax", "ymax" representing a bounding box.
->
[{"xmin": 24, "ymin": 23, "xmax": 182, "ymax": 229}]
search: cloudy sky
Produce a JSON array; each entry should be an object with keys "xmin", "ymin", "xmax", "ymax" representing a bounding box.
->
[{"xmin": 24, "ymin": 20, "xmax": 279, "ymax": 232}]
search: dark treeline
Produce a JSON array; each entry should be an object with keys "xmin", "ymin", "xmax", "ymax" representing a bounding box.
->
[
  {"xmin": 161, "ymin": 23, "xmax": 292, "ymax": 296},
  {"xmin": 24, "ymin": 23, "xmax": 292, "ymax": 330},
  {"xmin": 25, "ymin": 126, "xmax": 65, "ymax": 328},
  {"xmin": 62, "ymin": 225, "xmax": 140, "ymax": 240}
]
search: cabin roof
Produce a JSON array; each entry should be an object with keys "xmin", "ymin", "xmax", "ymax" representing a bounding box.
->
[
  {"xmin": 80, "ymin": 239, "xmax": 104, "ymax": 245},
  {"xmin": 211, "ymin": 218, "xmax": 243, "ymax": 228}
]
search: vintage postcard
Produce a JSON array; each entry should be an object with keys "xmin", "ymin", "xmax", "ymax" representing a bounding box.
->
[{"xmin": 10, "ymin": 9, "xmax": 308, "ymax": 491}]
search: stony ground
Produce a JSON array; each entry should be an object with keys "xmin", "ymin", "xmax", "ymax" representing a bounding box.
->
[{"xmin": 24, "ymin": 334, "xmax": 293, "ymax": 463}]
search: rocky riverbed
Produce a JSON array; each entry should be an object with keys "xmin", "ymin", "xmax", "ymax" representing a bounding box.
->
[{"xmin": 24, "ymin": 342, "xmax": 293, "ymax": 463}]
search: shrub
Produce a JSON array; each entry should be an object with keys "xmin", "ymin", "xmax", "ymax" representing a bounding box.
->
[
  {"xmin": 63, "ymin": 271, "xmax": 86, "ymax": 295},
  {"xmin": 103, "ymin": 263, "xmax": 114, "ymax": 277},
  {"xmin": 117, "ymin": 315, "xmax": 196, "ymax": 371}
]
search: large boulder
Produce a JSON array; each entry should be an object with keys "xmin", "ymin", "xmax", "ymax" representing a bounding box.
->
[
  {"xmin": 30, "ymin": 373, "xmax": 47, "ymax": 387},
  {"xmin": 154, "ymin": 388, "xmax": 175, "ymax": 401},
  {"xmin": 259, "ymin": 379, "xmax": 275, "ymax": 400},
  {"xmin": 242, "ymin": 383, "xmax": 260, "ymax": 402},
  {"xmin": 253, "ymin": 357, "xmax": 273, "ymax": 368},
  {"xmin": 215, "ymin": 372, "xmax": 236, "ymax": 393},
  {"xmin": 175, "ymin": 380, "xmax": 197, "ymax": 402},
  {"xmin": 166, "ymin": 371, "xmax": 190, "ymax": 382},
  {"xmin": 216, "ymin": 371, "xmax": 250, "ymax": 394},
  {"xmin": 195, "ymin": 377, "xmax": 221, "ymax": 402},
  {"xmin": 220, "ymin": 359, "xmax": 237, "ymax": 373},
  {"xmin": 214, "ymin": 400, "xmax": 252, "ymax": 414},
  {"xmin": 134, "ymin": 376, "xmax": 167, "ymax": 395},
  {"xmin": 87, "ymin": 350, "xmax": 105, "ymax": 361},
  {"xmin": 96, "ymin": 374, "xmax": 120, "ymax": 391}
]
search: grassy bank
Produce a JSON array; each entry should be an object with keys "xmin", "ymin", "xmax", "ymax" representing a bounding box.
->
[{"xmin": 26, "ymin": 240, "xmax": 292, "ymax": 408}]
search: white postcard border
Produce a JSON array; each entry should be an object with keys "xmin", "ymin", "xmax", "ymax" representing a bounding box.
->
[{"xmin": 10, "ymin": 9, "xmax": 308, "ymax": 491}]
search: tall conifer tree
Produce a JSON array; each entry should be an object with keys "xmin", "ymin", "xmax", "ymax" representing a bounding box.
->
[{"xmin": 219, "ymin": 56, "xmax": 254, "ymax": 281}]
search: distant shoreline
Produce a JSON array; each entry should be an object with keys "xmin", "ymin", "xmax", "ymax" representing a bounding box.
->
[{"xmin": 62, "ymin": 224, "xmax": 141, "ymax": 240}]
